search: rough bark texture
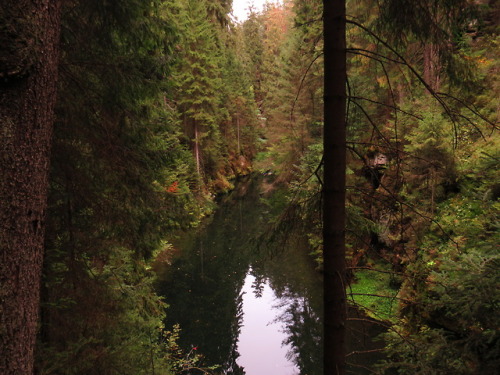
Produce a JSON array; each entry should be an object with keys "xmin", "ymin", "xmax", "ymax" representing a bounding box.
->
[
  {"xmin": 323, "ymin": 1, "xmax": 347, "ymax": 374},
  {"xmin": 0, "ymin": 1, "xmax": 61, "ymax": 374},
  {"xmin": 423, "ymin": 43, "xmax": 441, "ymax": 91}
]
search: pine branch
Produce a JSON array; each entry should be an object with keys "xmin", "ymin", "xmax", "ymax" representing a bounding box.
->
[{"xmin": 346, "ymin": 182, "xmax": 460, "ymax": 251}]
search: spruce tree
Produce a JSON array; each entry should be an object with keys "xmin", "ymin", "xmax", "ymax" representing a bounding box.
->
[
  {"xmin": 171, "ymin": 0, "xmax": 227, "ymax": 188},
  {"xmin": 0, "ymin": 1, "xmax": 62, "ymax": 373},
  {"xmin": 323, "ymin": 1, "xmax": 347, "ymax": 374},
  {"xmin": 36, "ymin": 1, "xmax": 193, "ymax": 373}
]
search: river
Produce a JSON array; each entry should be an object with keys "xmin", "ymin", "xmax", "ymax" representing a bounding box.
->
[{"xmin": 156, "ymin": 175, "xmax": 383, "ymax": 374}]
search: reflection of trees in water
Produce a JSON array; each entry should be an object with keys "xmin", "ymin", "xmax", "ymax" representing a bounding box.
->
[
  {"xmin": 159, "ymin": 230, "xmax": 251, "ymax": 373},
  {"xmin": 250, "ymin": 251, "xmax": 324, "ymax": 375},
  {"xmin": 158, "ymin": 176, "xmax": 267, "ymax": 373},
  {"xmin": 250, "ymin": 228, "xmax": 324, "ymax": 374},
  {"xmin": 344, "ymin": 307, "xmax": 386, "ymax": 374},
  {"xmin": 224, "ymin": 292, "xmax": 245, "ymax": 375},
  {"xmin": 159, "ymin": 176, "xmax": 324, "ymax": 374},
  {"xmin": 249, "ymin": 272, "xmax": 266, "ymax": 298},
  {"xmin": 272, "ymin": 293, "xmax": 323, "ymax": 375}
]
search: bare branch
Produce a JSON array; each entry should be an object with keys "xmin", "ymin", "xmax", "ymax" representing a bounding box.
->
[
  {"xmin": 345, "ymin": 18, "xmax": 486, "ymax": 148},
  {"xmin": 346, "ymin": 348, "xmax": 385, "ymax": 357},
  {"xmin": 349, "ymin": 292, "xmax": 410, "ymax": 303},
  {"xmin": 347, "ymin": 47, "xmax": 405, "ymax": 65},
  {"xmin": 349, "ymin": 96, "xmax": 423, "ymax": 121},
  {"xmin": 438, "ymin": 91, "xmax": 499, "ymax": 130},
  {"xmin": 291, "ymin": 53, "xmax": 323, "ymax": 121},
  {"xmin": 350, "ymin": 99, "xmax": 393, "ymax": 149},
  {"xmin": 347, "ymin": 266, "xmax": 404, "ymax": 276}
]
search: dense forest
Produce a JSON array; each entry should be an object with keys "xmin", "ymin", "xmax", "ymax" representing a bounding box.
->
[{"xmin": 0, "ymin": 0, "xmax": 498, "ymax": 374}]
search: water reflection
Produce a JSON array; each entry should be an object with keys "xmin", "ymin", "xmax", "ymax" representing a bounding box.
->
[
  {"xmin": 237, "ymin": 272, "xmax": 299, "ymax": 375},
  {"xmin": 156, "ymin": 176, "xmax": 323, "ymax": 374}
]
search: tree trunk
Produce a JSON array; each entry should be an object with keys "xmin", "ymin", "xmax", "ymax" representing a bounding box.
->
[
  {"xmin": 0, "ymin": 1, "xmax": 61, "ymax": 374},
  {"xmin": 323, "ymin": 1, "xmax": 347, "ymax": 374},
  {"xmin": 194, "ymin": 121, "xmax": 201, "ymax": 176},
  {"xmin": 236, "ymin": 116, "xmax": 241, "ymax": 155},
  {"xmin": 423, "ymin": 43, "xmax": 441, "ymax": 91}
]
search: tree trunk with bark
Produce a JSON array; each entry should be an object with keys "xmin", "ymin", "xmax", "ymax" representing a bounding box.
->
[
  {"xmin": 194, "ymin": 121, "xmax": 201, "ymax": 176},
  {"xmin": 323, "ymin": 1, "xmax": 347, "ymax": 374},
  {"xmin": 0, "ymin": 1, "xmax": 61, "ymax": 373},
  {"xmin": 423, "ymin": 43, "xmax": 441, "ymax": 91}
]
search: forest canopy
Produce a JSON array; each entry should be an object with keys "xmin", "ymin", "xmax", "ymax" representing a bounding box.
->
[{"xmin": 0, "ymin": 0, "xmax": 498, "ymax": 374}]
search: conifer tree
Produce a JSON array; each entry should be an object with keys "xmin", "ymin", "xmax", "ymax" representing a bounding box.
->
[
  {"xmin": 0, "ymin": 1, "xmax": 62, "ymax": 373},
  {"xmin": 36, "ymin": 1, "xmax": 193, "ymax": 373},
  {"xmin": 241, "ymin": 6, "xmax": 265, "ymax": 108},
  {"xmin": 289, "ymin": 0, "xmax": 497, "ymax": 373},
  {"xmin": 323, "ymin": 1, "xmax": 347, "ymax": 374},
  {"xmin": 171, "ymin": 0, "xmax": 228, "ymax": 188}
]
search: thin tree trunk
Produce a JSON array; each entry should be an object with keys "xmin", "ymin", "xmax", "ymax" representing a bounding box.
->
[
  {"xmin": 430, "ymin": 167, "xmax": 436, "ymax": 215},
  {"xmin": 194, "ymin": 122, "xmax": 201, "ymax": 176},
  {"xmin": 423, "ymin": 43, "xmax": 441, "ymax": 91},
  {"xmin": 236, "ymin": 116, "xmax": 241, "ymax": 155},
  {"xmin": 323, "ymin": 1, "xmax": 347, "ymax": 374},
  {"xmin": 0, "ymin": 1, "xmax": 61, "ymax": 374}
]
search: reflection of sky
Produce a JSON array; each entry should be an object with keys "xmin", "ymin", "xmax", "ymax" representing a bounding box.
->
[{"xmin": 236, "ymin": 272, "xmax": 299, "ymax": 375}]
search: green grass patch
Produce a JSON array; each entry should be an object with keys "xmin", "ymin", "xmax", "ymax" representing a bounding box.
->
[{"xmin": 348, "ymin": 267, "xmax": 400, "ymax": 322}]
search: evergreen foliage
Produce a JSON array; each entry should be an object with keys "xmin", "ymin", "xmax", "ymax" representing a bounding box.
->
[
  {"xmin": 38, "ymin": 0, "xmax": 189, "ymax": 373},
  {"xmin": 168, "ymin": 0, "xmax": 258, "ymax": 191},
  {"xmin": 276, "ymin": 0, "xmax": 498, "ymax": 372},
  {"xmin": 34, "ymin": 0, "xmax": 262, "ymax": 372},
  {"xmin": 17, "ymin": 0, "xmax": 497, "ymax": 372},
  {"xmin": 381, "ymin": 136, "xmax": 500, "ymax": 374}
]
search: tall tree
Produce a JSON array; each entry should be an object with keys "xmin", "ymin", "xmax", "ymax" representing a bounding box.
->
[
  {"xmin": 0, "ymin": 1, "xmax": 62, "ymax": 374},
  {"xmin": 172, "ymin": 0, "xmax": 226, "ymax": 186},
  {"xmin": 36, "ymin": 1, "xmax": 193, "ymax": 373},
  {"xmin": 323, "ymin": 1, "xmax": 347, "ymax": 374}
]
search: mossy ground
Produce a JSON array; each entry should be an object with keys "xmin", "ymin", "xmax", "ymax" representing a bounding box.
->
[{"xmin": 348, "ymin": 264, "xmax": 400, "ymax": 322}]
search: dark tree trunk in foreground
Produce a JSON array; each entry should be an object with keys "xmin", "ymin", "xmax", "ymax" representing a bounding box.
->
[
  {"xmin": 323, "ymin": 1, "xmax": 347, "ymax": 374},
  {"xmin": 0, "ymin": 1, "xmax": 61, "ymax": 373}
]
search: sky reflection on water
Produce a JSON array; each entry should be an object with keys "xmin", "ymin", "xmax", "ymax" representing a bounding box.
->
[
  {"xmin": 236, "ymin": 272, "xmax": 299, "ymax": 375},
  {"xmin": 158, "ymin": 176, "xmax": 323, "ymax": 375}
]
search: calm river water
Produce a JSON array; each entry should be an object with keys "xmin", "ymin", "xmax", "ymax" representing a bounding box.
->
[
  {"xmin": 157, "ymin": 175, "xmax": 382, "ymax": 374},
  {"xmin": 157, "ymin": 176, "xmax": 322, "ymax": 374}
]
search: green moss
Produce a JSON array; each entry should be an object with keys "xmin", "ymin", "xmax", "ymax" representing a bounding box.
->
[{"xmin": 348, "ymin": 267, "xmax": 399, "ymax": 321}]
